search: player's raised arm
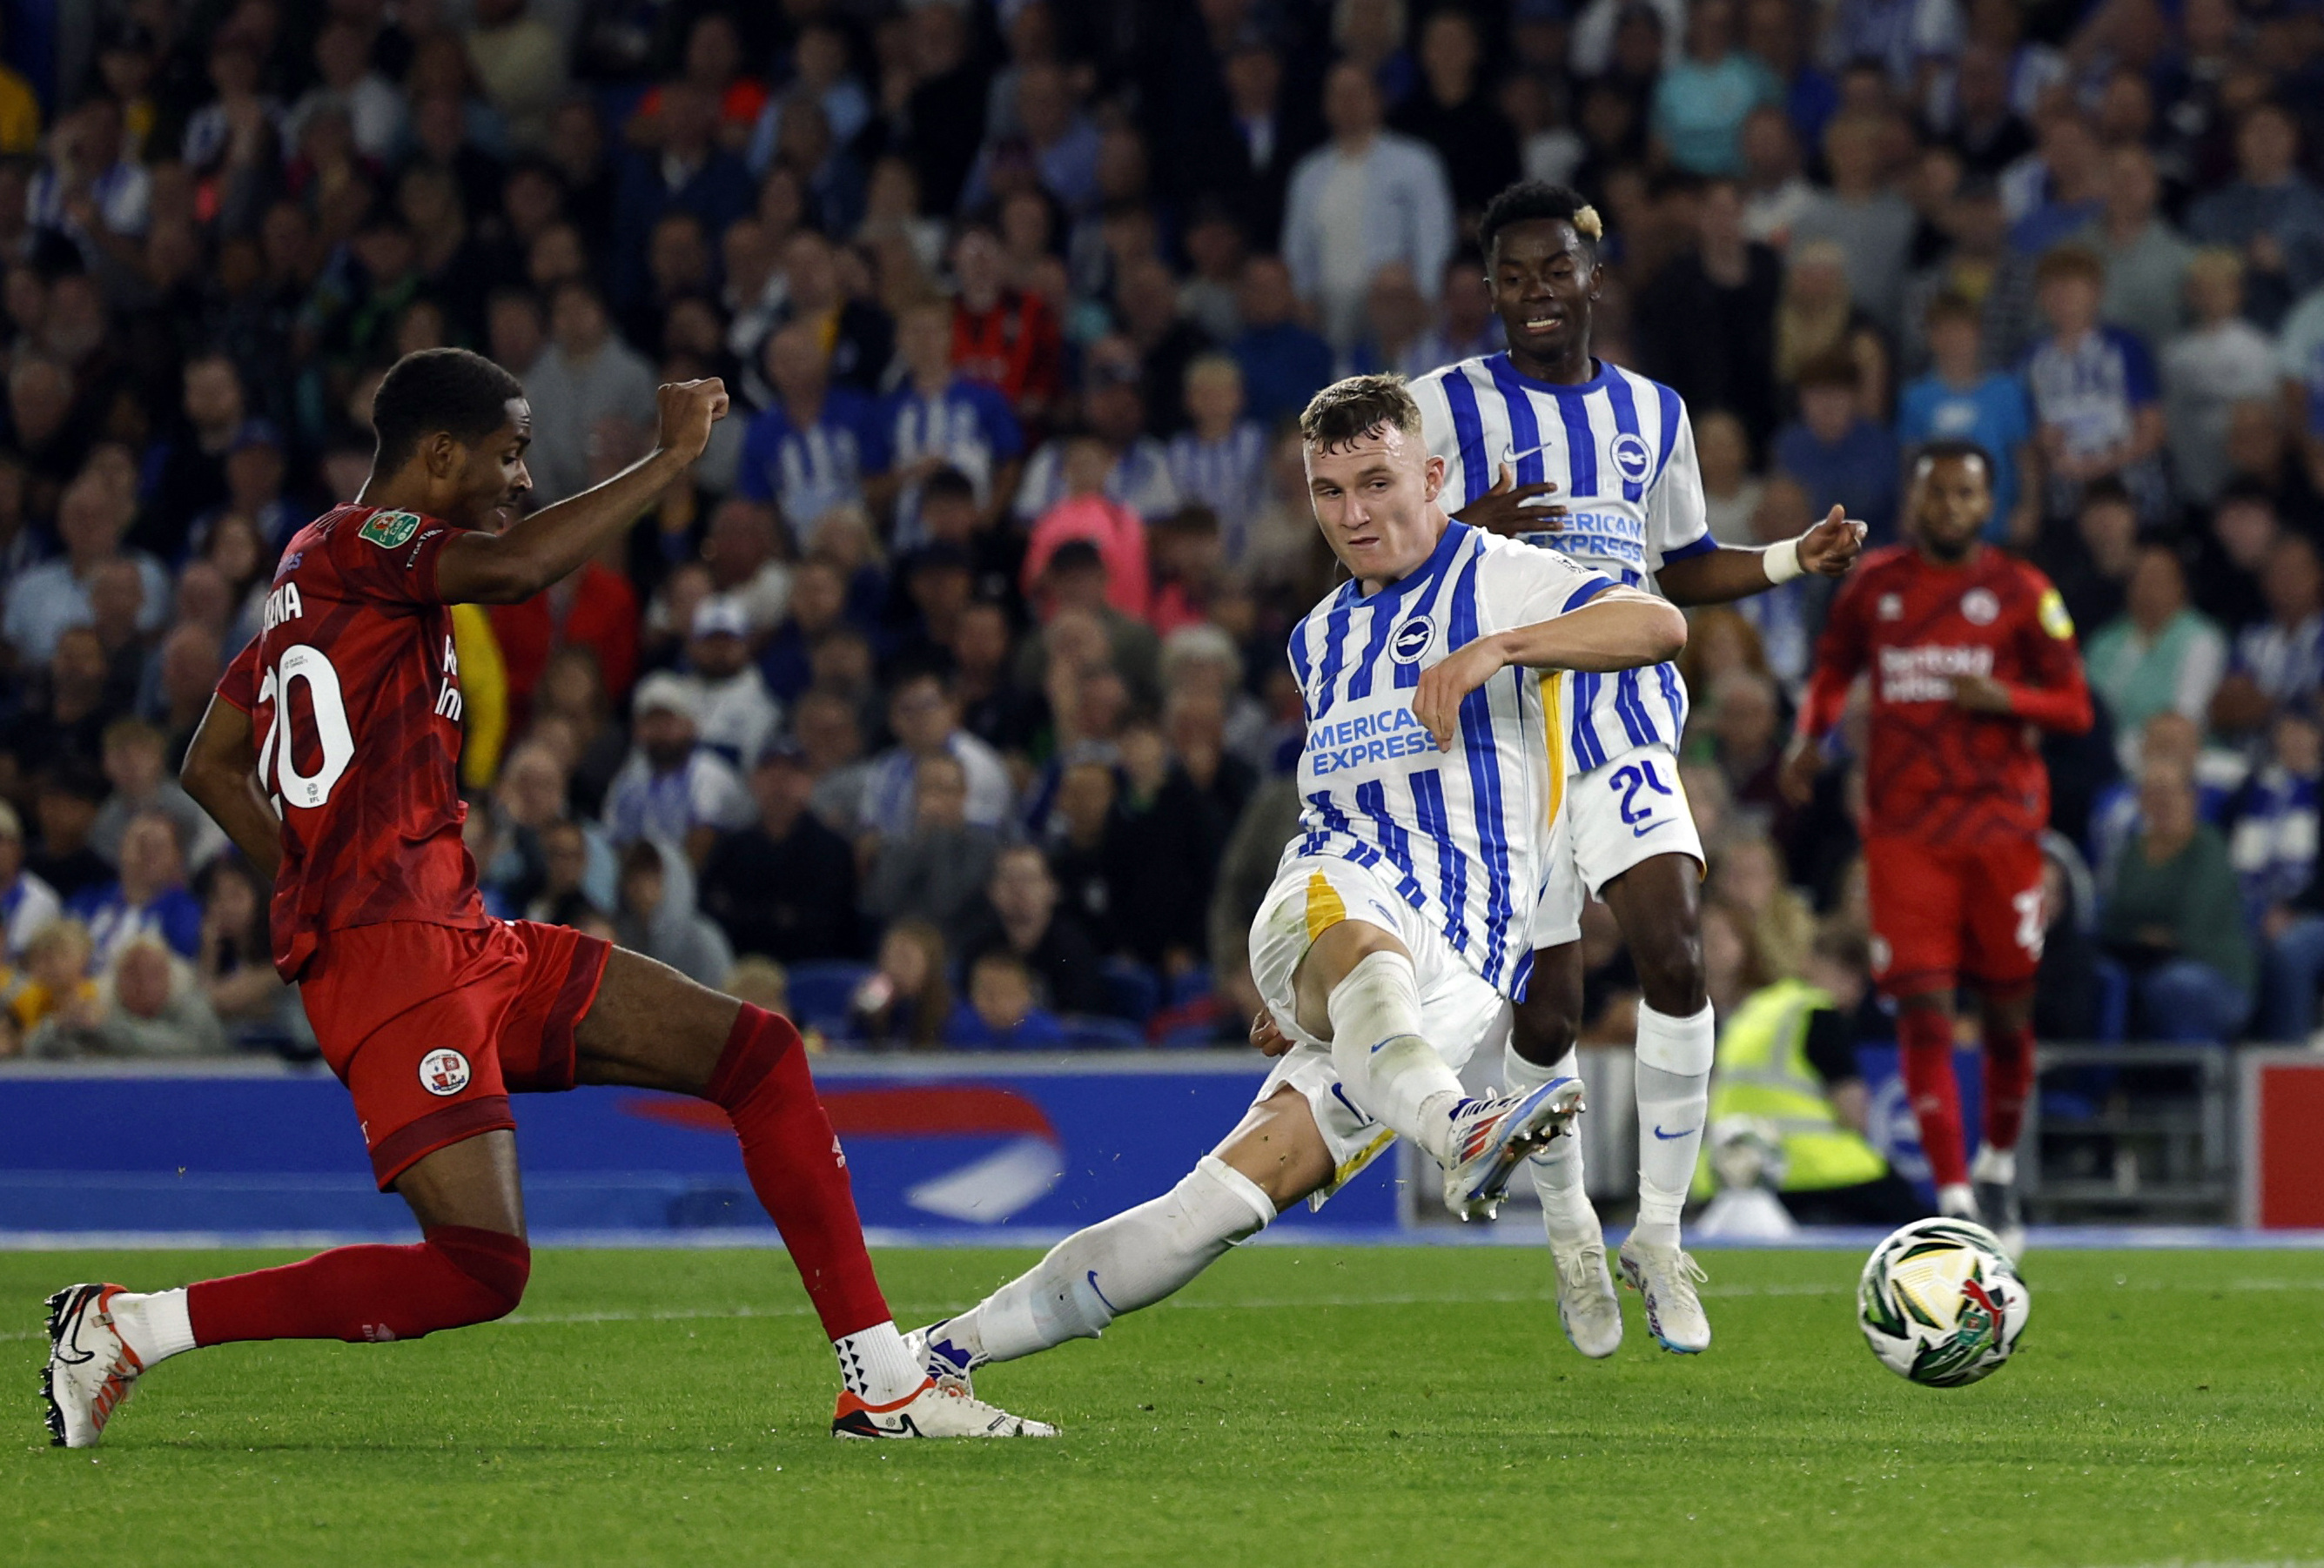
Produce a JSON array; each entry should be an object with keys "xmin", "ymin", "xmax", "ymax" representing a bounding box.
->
[
  {"xmin": 434, "ymin": 379, "xmax": 729, "ymax": 605},
  {"xmin": 180, "ymin": 691, "xmax": 280, "ymax": 882},
  {"xmin": 1414, "ymin": 586, "xmax": 1686, "ymax": 750},
  {"xmin": 1656, "ymin": 505, "xmax": 1869, "ymax": 605}
]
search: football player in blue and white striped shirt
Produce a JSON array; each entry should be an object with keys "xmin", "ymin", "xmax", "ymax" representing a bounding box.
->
[
  {"xmin": 897, "ymin": 375, "xmax": 1686, "ymax": 1397},
  {"xmin": 1412, "ymin": 183, "xmax": 1866, "ymax": 1357}
]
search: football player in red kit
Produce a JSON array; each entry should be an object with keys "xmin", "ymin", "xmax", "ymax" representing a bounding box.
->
[
  {"xmin": 1781, "ymin": 439, "xmax": 2092, "ymax": 1253},
  {"xmin": 41, "ymin": 350, "xmax": 1052, "ymax": 1446}
]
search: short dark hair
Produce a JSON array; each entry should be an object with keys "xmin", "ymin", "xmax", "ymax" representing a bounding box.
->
[
  {"xmin": 1479, "ymin": 181, "xmax": 1605, "ymax": 259},
  {"xmin": 2078, "ymin": 475, "xmax": 2134, "ymax": 514},
  {"xmin": 1914, "ymin": 437, "xmax": 1994, "ymax": 478},
  {"xmin": 1923, "ymin": 289, "xmax": 1980, "ymax": 329},
  {"xmin": 2034, "ymin": 244, "xmax": 2105, "ymax": 289},
  {"xmin": 922, "ymin": 466, "xmax": 976, "ymax": 505},
  {"xmin": 1794, "ymin": 347, "xmax": 1861, "ymax": 392},
  {"xmin": 1299, "ymin": 373, "xmax": 1421, "ymax": 451},
  {"xmin": 371, "ymin": 348, "xmax": 526, "ymax": 473}
]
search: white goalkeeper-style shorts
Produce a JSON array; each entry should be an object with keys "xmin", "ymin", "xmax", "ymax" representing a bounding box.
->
[
  {"xmin": 1531, "ymin": 740, "xmax": 1706, "ymax": 948},
  {"xmin": 1246, "ymin": 854, "xmax": 1513, "ymax": 1205}
]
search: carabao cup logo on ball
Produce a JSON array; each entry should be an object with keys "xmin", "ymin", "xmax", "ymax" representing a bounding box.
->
[
  {"xmin": 1610, "ymin": 432, "xmax": 1652, "ymax": 486},
  {"xmin": 419, "ymin": 1049, "xmax": 473, "ymax": 1097},
  {"xmin": 1391, "ymin": 615, "xmax": 1435, "ymax": 664}
]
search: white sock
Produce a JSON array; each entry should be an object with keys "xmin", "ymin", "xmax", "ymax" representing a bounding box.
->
[
  {"xmin": 834, "ymin": 1322, "xmax": 926, "ymax": 1406},
  {"xmin": 106, "ymin": 1289, "xmax": 195, "ymax": 1368},
  {"xmin": 1938, "ymin": 1182, "xmax": 1977, "ymax": 1218},
  {"xmin": 1971, "ymin": 1143, "xmax": 2017, "ymax": 1185},
  {"xmin": 967, "ymin": 1156, "xmax": 1275, "ymax": 1364},
  {"xmin": 1633, "ymin": 1001, "xmax": 1715, "ymax": 1250},
  {"xmin": 1327, "ymin": 948, "xmax": 1464, "ymax": 1163},
  {"xmin": 1505, "ymin": 1042, "xmax": 1600, "ymax": 1250}
]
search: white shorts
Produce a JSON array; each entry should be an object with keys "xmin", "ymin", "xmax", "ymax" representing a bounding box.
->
[
  {"xmin": 1532, "ymin": 740, "xmax": 1707, "ymax": 949},
  {"xmin": 1246, "ymin": 854, "xmax": 1514, "ymax": 1203}
]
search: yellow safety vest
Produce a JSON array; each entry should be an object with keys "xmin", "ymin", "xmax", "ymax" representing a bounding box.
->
[{"xmin": 1695, "ymin": 978, "xmax": 1888, "ymax": 1196}]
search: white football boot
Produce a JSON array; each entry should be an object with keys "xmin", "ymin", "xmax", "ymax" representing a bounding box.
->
[
  {"xmin": 1552, "ymin": 1239, "xmax": 1624, "ymax": 1358},
  {"xmin": 1441, "ymin": 1077, "xmax": 1587, "ymax": 1221},
  {"xmin": 1616, "ymin": 1237, "xmax": 1711, "ymax": 1354},
  {"xmin": 831, "ymin": 1377, "xmax": 1056, "ymax": 1438},
  {"xmin": 903, "ymin": 1319, "xmax": 981, "ymax": 1396},
  {"xmin": 42, "ymin": 1283, "xmax": 145, "ymax": 1448}
]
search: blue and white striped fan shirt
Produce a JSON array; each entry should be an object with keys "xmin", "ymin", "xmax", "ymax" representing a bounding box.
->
[
  {"xmin": 1285, "ymin": 521, "xmax": 1614, "ymax": 996},
  {"xmin": 1410, "ymin": 355, "xmax": 1711, "ymax": 770}
]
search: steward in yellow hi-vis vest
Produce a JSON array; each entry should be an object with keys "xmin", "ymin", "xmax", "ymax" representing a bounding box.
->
[{"xmin": 1695, "ymin": 929, "xmax": 1926, "ymax": 1228}]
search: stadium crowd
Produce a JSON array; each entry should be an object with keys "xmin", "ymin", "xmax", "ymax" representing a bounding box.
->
[{"xmin": 1, "ymin": 0, "xmax": 2322, "ymax": 1057}]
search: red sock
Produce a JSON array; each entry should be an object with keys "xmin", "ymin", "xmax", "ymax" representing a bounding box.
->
[
  {"xmin": 708, "ymin": 1004, "xmax": 891, "ymax": 1340},
  {"xmin": 1897, "ymin": 1007, "xmax": 1969, "ymax": 1189},
  {"xmin": 186, "ymin": 1225, "xmax": 530, "ymax": 1345},
  {"xmin": 1982, "ymin": 1021, "xmax": 2034, "ymax": 1154}
]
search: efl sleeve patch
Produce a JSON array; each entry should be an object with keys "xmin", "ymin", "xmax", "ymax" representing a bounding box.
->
[
  {"xmin": 357, "ymin": 510, "xmax": 422, "ymax": 550},
  {"xmin": 2037, "ymin": 586, "xmax": 2074, "ymax": 640}
]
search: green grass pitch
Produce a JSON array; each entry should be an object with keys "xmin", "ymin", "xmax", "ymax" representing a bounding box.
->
[{"xmin": 3, "ymin": 1245, "xmax": 2321, "ymax": 1566}]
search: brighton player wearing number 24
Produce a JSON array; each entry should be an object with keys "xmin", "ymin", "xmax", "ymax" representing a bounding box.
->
[
  {"xmin": 1781, "ymin": 440, "xmax": 2092, "ymax": 1256},
  {"xmin": 40, "ymin": 349, "xmax": 1052, "ymax": 1446}
]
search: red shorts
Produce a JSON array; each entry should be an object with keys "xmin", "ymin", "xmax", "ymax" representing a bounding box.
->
[
  {"xmin": 299, "ymin": 920, "xmax": 612, "ymax": 1189},
  {"xmin": 1863, "ymin": 835, "xmax": 2045, "ymax": 998}
]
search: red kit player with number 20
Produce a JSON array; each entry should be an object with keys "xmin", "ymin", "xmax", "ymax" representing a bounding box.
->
[
  {"xmin": 1781, "ymin": 439, "xmax": 2092, "ymax": 1256},
  {"xmin": 41, "ymin": 349, "xmax": 1052, "ymax": 1445}
]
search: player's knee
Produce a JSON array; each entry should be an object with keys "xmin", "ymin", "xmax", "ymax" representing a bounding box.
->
[
  {"xmin": 702, "ymin": 1002, "xmax": 803, "ymax": 1109},
  {"xmin": 1630, "ymin": 922, "xmax": 1707, "ymax": 1015},
  {"xmin": 1511, "ymin": 988, "xmax": 1578, "ymax": 1066},
  {"xmin": 427, "ymin": 1225, "xmax": 532, "ymax": 1323}
]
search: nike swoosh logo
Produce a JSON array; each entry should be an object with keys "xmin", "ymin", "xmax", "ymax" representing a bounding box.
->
[
  {"xmin": 1086, "ymin": 1271, "xmax": 1122, "ymax": 1315},
  {"xmin": 1632, "ymin": 820, "xmax": 1670, "ymax": 838},
  {"xmin": 1652, "ymin": 1125, "xmax": 1696, "ymax": 1141}
]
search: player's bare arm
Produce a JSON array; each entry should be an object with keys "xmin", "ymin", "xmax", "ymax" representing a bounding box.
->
[
  {"xmin": 179, "ymin": 693, "xmax": 281, "ymax": 881},
  {"xmin": 1413, "ymin": 587, "xmax": 1688, "ymax": 749},
  {"xmin": 1656, "ymin": 506, "xmax": 1868, "ymax": 606},
  {"xmin": 429, "ymin": 379, "xmax": 730, "ymax": 605}
]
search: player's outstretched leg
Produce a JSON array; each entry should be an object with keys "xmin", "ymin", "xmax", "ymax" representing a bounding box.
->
[
  {"xmin": 574, "ymin": 949, "xmax": 1052, "ymax": 1438},
  {"xmin": 1896, "ymin": 992, "xmax": 1975, "ymax": 1221},
  {"xmin": 906, "ymin": 1088, "xmax": 1320, "ymax": 1394},
  {"xmin": 1971, "ymin": 987, "xmax": 2035, "ymax": 1257},
  {"xmin": 1299, "ymin": 922, "xmax": 1581, "ymax": 1221},
  {"xmin": 1602, "ymin": 856, "xmax": 1715, "ymax": 1354},
  {"xmin": 44, "ymin": 1134, "xmax": 533, "ymax": 1449},
  {"xmin": 1508, "ymin": 942, "xmax": 1621, "ymax": 1358}
]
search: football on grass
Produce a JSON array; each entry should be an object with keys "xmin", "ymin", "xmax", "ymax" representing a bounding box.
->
[{"xmin": 1858, "ymin": 1216, "xmax": 2030, "ymax": 1387}]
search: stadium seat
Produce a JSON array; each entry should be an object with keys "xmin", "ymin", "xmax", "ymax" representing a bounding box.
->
[
  {"xmin": 786, "ymin": 961, "xmax": 872, "ymax": 1034},
  {"xmin": 1098, "ymin": 958, "xmax": 1162, "ymax": 1024}
]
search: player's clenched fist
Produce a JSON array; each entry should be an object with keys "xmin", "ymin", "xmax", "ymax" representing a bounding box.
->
[
  {"xmin": 654, "ymin": 378, "xmax": 729, "ymax": 464},
  {"xmin": 1414, "ymin": 635, "xmax": 1508, "ymax": 750}
]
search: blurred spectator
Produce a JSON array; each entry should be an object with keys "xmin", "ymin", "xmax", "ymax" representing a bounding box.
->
[
  {"xmin": 1230, "ymin": 253, "xmax": 1334, "ymax": 426},
  {"xmin": 1709, "ymin": 832, "xmax": 1814, "ymax": 982},
  {"xmin": 1651, "ymin": 0, "xmax": 1781, "ymax": 177},
  {"xmin": 1148, "ymin": 507, "xmax": 1228, "ymax": 638},
  {"xmin": 2026, "ymin": 246, "xmax": 2168, "ymax": 524},
  {"xmin": 2186, "ymin": 479, "xmax": 2276, "ymax": 635},
  {"xmin": 92, "ymin": 718, "xmax": 226, "ymax": 871},
  {"xmin": 737, "ymin": 320, "xmax": 887, "ymax": 545},
  {"xmin": 1896, "ymin": 291, "xmax": 2036, "ymax": 542},
  {"xmin": 2186, "ymin": 102, "xmax": 2324, "ymax": 331},
  {"xmin": 964, "ymin": 61, "xmax": 1098, "ymax": 217},
  {"xmin": 773, "ymin": 231, "xmax": 891, "ymax": 394},
  {"xmin": 611, "ymin": 80, "xmax": 753, "ymax": 305},
  {"xmin": 1699, "ymin": 666, "xmax": 1789, "ymax": 825},
  {"xmin": 1103, "ymin": 725, "xmax": 1220, "ymax": 975},
  {"xmin": 2212, "ymin": 533, "xmax": 2324, "ymax": 744},
  {"xmin": 1772, "ymin": 239, "xmax": 1889, "ymax": 416},
  {"xmin": 464, "ymin": 0, "xmax": 567, "ymax": 151},
  {"xmin": 1395, "ymin": 10, "xmax": 1521, "ymax": 217},
  {"xmin": 1164, "ymin": 356, "xmax": 1268, "ymax": 566},
  {"xmin": 1282, "ymin": 61, "xmax": 1454, "ymax": 349},
  {"xmin": 2037, "ymin": 479, "xmax": 2139, "ymax": 647},
  {"xmin": 859, "ymin": 752, "xmax": 994, "ymax": 952},
  {"xmin": 1897, "ymin": 178, "xmax": 2036, "ymax": 379},
  {"xmin": 613, "ymin": 838, "xmax": 734, "ymax": 989},
  {"xmin": 10, "ymin": 915, "xmax": 94, "ymax": 1042},
  {"xmin": 758, "ymin": 559, "xmax": 850, "ymax": 705},
  {"xmin": 858, "ymin": 668, "xmax": 1013, "ymax": 840},
  {"xmin": 1023, "ymin": 465, "xmax": 1152, "ymax": 621},
  {"xmin": 6, "ymin": 628, "xmax": 118, "ymax": 787},
  {"xmin": 193, "ymin": 854, "xmax": 299, "ymax": 1049},
  {"xmin": 524, "ymin": 278, "xmax": 658, "ymax": 506},
  {"xmin": 2086, "ymin": 546, "xmax": 2228, "ymax": 759},
  {"xmin": 699, "ymin": 743, "xmax": 858, "ymax": 964},
  {"xmin": 0, "ymin": 800, "xmax": 59, "ymax": 960},
  {"xmin": 846, "ymin": 920, "xmax": 951, "ymax": 1050},
  {"xmin": 882, "ymin": 300, "xmax": 1024, "ymax": 546},
  {"xmin": 478, "ymin": 740, "xmax": 615, "ymax": 917},
  {"xmin": 602, "ymin": 672, "xmax": 755, "ymax": 861},
  {"xmin": 2032, "ymin": 835, "xmax": 2102, "ymax": 1043},
  {"xmin": 1790, "ymin": 111, "xmax": 1915, "ymax": 334},
  {"xmin": 1736, "ymin": 103, "xmax": 1814, "ymax": 247},
  {"xmin": 957, "ymin": 842, "xmax": 1108, "ymax": 1016},
  {"xmin": 2005, "ymin": 110, "xmax": 2106, "ymax": 258},
  {"xmin": 944, "ymin": 950, "xmax": 1068, "ymax": 1049},
  {"xmin": 27, "ymin": 934, "xmax": 225, "ymax": 1059},
  {"xmin": 2102, "ymin": 761, "xmax": 2253, "ymax": 1042},
  {"xmin": 2241, "ymin": 707, "xmax": 2324, "ymax": 1039},
  {"xmin": 1772, "ymin": 350, "xmax": 1899, "ymax": 542},
  {"xmin": 4, "ymin": 472, "xmax": 168, "ymax": 667},
  {"xmin": 2164, "ymin": 250, "xmax": 2279, "ymax": 506},
  {"xmin": 1637, "ymin": 179, "xmax": 1783, "ymax": 455},
  {"xmin": 2078, "ymin": 144, "xmax": 2193, "ymax": 361},
  {"xmin": 677, "ymin": 597, "xmax": 779, "ymax": 769},
  {"xmin": 1047, "ymin": 757, "xmax": 1121, "ymax": 953},
  {"xmin": 1014, "ymin": 337, "xmax": 1179, "ymax": 526},
  {"xmin": 25, "ymin": 765, "xmax": 111, "ymax": 903},
  {"xmin": 1698, "ymin": 409, "xmax": 1764, "ymax": 546},
  {"xmin": 950, "ymin": 223, "xmax": 1064, "ymax": 431},
  {"xmin": 69, "ymin": 811, "xmax": 201, "ymax": 968}
]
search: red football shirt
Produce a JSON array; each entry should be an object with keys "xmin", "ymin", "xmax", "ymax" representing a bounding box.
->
[
  {"xmin": 215, "ymin": 505, "xmax": 489, "ymax": 979},
  {"xmin": 1797, "ymin": 544, "xmax": 2093, "ymax": 847}
]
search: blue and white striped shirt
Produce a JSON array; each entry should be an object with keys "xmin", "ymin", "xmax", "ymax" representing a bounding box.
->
[
  {"xmin": 1165, "ymin": 422, "xmax": 1269, "ymax": 561},
  {"xmin": 1285, "ymin": 521, "xmax": 1614, "ymax": 995},
  {"xmin": 1411, "ymin": 354, "xmax": 1709, "ymax": 772}
]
